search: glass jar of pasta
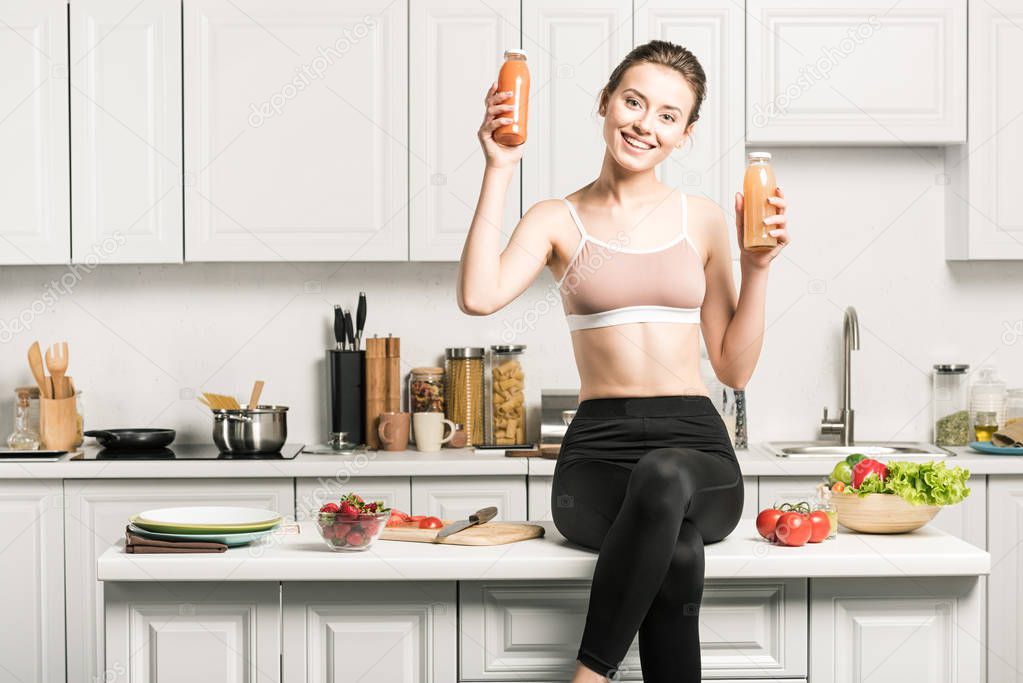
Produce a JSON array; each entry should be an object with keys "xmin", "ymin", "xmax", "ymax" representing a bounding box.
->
[
  {"xmin": 486, "ymin": 345, "xmax": 527, "ymax": 446},
  {"xmin": 409, "ymin": 366, "xmax": 445, "ymax": 413},
  {"xmin": 444, "ymin": 348, "xmax": 486, "ymax": 447}
]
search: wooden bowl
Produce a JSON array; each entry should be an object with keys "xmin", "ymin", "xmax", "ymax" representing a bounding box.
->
[{"xmin": 832, "ymin": 492, "xmax": 941, "ymax": 533}]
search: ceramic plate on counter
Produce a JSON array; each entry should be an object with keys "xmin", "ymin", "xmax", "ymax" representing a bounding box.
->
[
  {"xmin": 131, "ymin": 506, "xmax": 283, "ymax": 534},
  {"xmin": 969, "ymin": 440, "xmax": 1023, "ymax": 455},
  {"xmin": 127, "ymin": 523, "xmax": 278, "ymax": 547}
]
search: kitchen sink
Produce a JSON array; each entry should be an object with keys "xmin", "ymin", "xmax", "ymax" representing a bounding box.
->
[{"xmin": 764, "ymin": 441, "xmax": 954, "ymax": 458}]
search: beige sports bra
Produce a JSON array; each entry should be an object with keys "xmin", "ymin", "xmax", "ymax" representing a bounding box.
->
[{"xmin": 556, "ymin": 191, "xmax": 706, "ymax": 331}]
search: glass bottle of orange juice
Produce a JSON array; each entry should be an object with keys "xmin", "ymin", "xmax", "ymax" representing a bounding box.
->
[
  {"xmin": 494, "ymin": 49, "xmax": 530, "ymax": 146},
  {"xmin": 742, "ymin": 151, "xmax": 778, "ymax": 251}
]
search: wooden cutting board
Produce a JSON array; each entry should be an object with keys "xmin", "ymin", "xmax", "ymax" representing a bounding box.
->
[{"xmin": 379, "ymin": 520, "xmax": 545, "ymax": 546}]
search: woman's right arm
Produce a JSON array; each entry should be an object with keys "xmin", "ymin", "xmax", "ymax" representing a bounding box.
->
[{"xmin": 457, "ymin": 82, "xmax": 557, "ymax": 316}]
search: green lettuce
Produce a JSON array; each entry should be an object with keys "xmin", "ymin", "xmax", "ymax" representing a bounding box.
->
[{"xmin": 850, "ymin": 460, "xmax": 971, "ymax": 506}]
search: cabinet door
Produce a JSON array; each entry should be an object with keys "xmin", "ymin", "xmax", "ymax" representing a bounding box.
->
[
  {"xmin": 183, "ymin": 0, "xmax": 408, "ymax": 262},
  {"xmin": 411, "ymin": 475, "xmax": 527, "ymax": 520},
  {"xmin": 810, "ymin": 576, "xmax": 983, "ymax": 683},
  {"xmin": 635, "ymin": 0, "xmax": 744, "ymax": 236},
  {"xmin": 71, "ymin": 0, "xmax": 183, "ymax": 264},
  {"xmin": 0, "ymin": 0, "xmax": 70, "ymax": 264},
  {"xmin": 65, "ymin": 478, "xmax": 293, "ymax": 683},
  {"xmin": 521, "ymin": 0, "xmax": 632, "ymax": 207},
  {"xmin": 988, "ymin": 476, "xmax": 1023, "ymax": 683},
  {"xmin": 945, "ymin": 0, "xmax": 1023, "ymax": 260},
  {"xmin": 409, "ymin": 0, "xmax": 521, "ymax": 261},
  {"xmin": 296, "ymin": 475, "xmax": 411, "ymax": 520},
  {"xmin": 105, "ymin": 581, "xmax": 280, "ymax": 683},
  {"xmin": 746, "ymin": 0, "xmax": 966, "ymax": 145},
  {"xmin": 0, "ymin": 480, "xmax": 65, "ymax": 683},
  {"xmin": 283, "ymin": 581, "xmax": 456, "ymax": 682}
]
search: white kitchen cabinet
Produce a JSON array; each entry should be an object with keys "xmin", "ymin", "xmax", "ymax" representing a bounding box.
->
[
  {"xmin": 0, "ymin": 0, "xmax": 70, "ymax": 265},
  {"xmin": 810, "ymin": 576, "xmax": 984, "ymax": 683},
  {"xmin": 987, "ymin": 476, "xmax": 1023, "ymax": 683},
  {"xmin": 521, "ymin": 0, "xmax": 633, "ymax": 208},
  {"xmin": 746, "ymin": 0, "xmax": 966, "ymax": 145},
  {"xmin": 635, "ymin": 0, "xmax": 745, "ymax": 234},
  {"xmin": 296, "ymin": 475, "xmax": 411, "ymax": 520},
  {"xmin": 105, "ymin": 581, "xmax": 281, "ymax": 683},
  {"xmin": 0, "ymin": 480, "xmax": 65, "ymax": 683},
  {"xmin": 945, "ymin": 0, "xmax": 1023, "ymax": 260},
  {"xmin": 528, "ymin": 474, "xmax": 759, "ymax": 521},
  {"xmin": 460, "ymin": 579, "xmax": 807, "ymax": 680},
  {"xmin": 64, "ymin": 478, "xmax": 293, "ymax": 683},
  {"xmin": 183, "ymin": 0, "xmax": 408, "ymax": 261},
  {"xmin": 409, "ymin": 0, "xmax": 522, "ymax": 261},
  {"xmin": 411, "ymin": 475, "xmax": 527, "ymax": 521},
  {"xmin": 282, "ymin": 581, "xmax": 457, "ymax": 682},
  {"xmin": 926, "ymin": 474, "xmax": 986, "ymax": 548},
  {"xmin": 70, "ymin": 0, "xmax": 183, "ymax": 264}
]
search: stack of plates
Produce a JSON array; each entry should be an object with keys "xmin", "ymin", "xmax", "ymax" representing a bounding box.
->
[{"xmin": 128, "ymin": 506, "xmax": 283, "ymax": 547}]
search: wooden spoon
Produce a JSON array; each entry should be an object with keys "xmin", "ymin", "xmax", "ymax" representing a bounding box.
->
[
  {"xmin": 44, "ymin": 342, "xmax": 69, "ymax": 399},
  {"xmin": 248, "ymin": 380, "xmax": 265, "ymax": 408},
  {"xmin": 27, "ymin": 341, "xmax": 50, "ymax": 399}
]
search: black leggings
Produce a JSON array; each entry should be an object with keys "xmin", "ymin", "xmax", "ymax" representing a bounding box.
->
[{"xmin": 550, "ymin": 395, "xmax": 744, "ymax": 682}]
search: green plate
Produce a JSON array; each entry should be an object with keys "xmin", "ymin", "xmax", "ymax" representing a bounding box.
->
[
  {"xmin": 130, "ymin": 506, "xmax": 283, "ymax": 534},
  {"xmin": 128, "ymin": 523, "xmax": 277, "ymax": 547}
]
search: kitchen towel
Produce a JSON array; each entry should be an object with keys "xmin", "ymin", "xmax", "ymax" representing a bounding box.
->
[
  {"xmin": 124, "ymin": 526, "xmax": 228, "ymax": 554},
  {"xmin": 992, "ymin": 421, "xmax": 1023, "ymax": 448}
]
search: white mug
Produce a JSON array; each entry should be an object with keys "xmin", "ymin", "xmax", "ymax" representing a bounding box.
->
[{"xmin": 413, "ymin": 412, "xmax": 456, "ymax": 452}]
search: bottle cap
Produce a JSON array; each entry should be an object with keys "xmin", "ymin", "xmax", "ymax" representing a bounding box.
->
[
  {"xmin": 748, "ymin": 151, "xmax": 772, "ymax": 161},
  {"xmin": 504, "ymin": 48, "xmax": 528, "ymax": 60}
]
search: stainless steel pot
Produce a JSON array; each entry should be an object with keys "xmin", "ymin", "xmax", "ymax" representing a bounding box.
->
[{"xmin": 212, "ymin": 405, "xmax": 288, "ymax": 454}]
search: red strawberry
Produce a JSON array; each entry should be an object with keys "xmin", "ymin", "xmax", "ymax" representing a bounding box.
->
[
  {"xmin": 321, "ymin": 525, "xmax": 335, "ymax": 539},
  {"xmin": 346, "ymin": 529, "xmax": 367, "ymax": 546},
  {"xmin": 339, "ymin": 501, "xmax": 359, "ymax": 518},
  {"xmin": 361, "ymin": 519, "xmax": 381, "ymax": 535},
  {"xmin": 319, "ymin": 502, "xmax": 339, "ymax": 513},
  {"xmin": 365, "ymin": 502, "xmax": 377, "ymax": 512},
  {"xmin": 333, "ymin": 521, "xmax": 351, "ymax": 537}
]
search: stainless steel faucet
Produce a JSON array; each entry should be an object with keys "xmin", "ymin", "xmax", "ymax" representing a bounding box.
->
[{"xmin": 821, "ymin": 306, "xmax": 860, "ymax": 445}]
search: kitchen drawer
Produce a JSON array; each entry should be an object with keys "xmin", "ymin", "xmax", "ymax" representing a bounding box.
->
[
  {"xmin": 411, "ymin": 476, "xmax": 527, "ymax": 520},
  {"xmin": 295, "ymin": 476, "xmax": 411, "ymax": 520},
  {"xmin": 459, "ymin": 579, "xmax": 807, "ymax": 680}
]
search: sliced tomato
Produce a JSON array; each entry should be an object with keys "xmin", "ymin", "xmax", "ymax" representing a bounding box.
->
[{"xmin": 418, "ymin": 516, "xmax": 443, "ymax": 529}]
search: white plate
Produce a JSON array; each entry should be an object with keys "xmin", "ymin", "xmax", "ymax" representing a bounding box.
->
[{"xmin": 133, "ymin": 506, "xmax": 282, "ymax": 533}]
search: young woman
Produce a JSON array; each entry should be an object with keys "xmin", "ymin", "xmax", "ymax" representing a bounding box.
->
[{"xmin": 458, "ymin": 40, "xmax": 789, "ymax": 682}]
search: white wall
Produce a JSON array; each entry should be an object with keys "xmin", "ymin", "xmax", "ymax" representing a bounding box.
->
[{"xmin": 1, "ymin": 145, "xmax": 1020, "ymax": 447}]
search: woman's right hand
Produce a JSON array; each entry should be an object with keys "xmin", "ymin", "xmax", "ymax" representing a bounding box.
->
[{"xmin": 478, "ymin": 81, "xmax": 524, "ymax": 169}]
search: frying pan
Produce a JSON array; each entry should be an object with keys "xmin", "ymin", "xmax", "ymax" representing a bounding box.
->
[{"xmin": 84, "ymin": 429, "xmax": 176, "ymax": 450}]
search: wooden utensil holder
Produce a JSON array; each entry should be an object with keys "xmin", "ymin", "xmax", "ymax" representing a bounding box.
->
[{"xmin": 40, "ymin": 393, "xmax": 79, "ymax": 451}]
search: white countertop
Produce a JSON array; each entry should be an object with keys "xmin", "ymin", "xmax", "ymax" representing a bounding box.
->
[
  {"xmin": 1, "ymin": 443, "xmax": 1017, "ymax": 479},
  {"xmin": 97, "ymin": 517, "xmax": 990, "ymax": 582}
]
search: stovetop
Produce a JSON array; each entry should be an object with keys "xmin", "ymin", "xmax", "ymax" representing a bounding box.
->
[{"xmin": 69, "ymin": 443, "xmax": 305, "ymax": 460}]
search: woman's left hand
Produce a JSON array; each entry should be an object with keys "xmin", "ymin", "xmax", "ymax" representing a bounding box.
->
[{"xmin": 734, "ymin": 187, "xmax": 789, "ymax": 269}]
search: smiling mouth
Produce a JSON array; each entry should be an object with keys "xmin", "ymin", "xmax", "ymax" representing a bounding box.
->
[{"xmin": 621, "ymin": 131, "xmax": 655, "ymax": 151}]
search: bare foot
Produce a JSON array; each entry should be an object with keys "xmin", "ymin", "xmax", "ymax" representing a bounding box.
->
[{"xmin": 570, "ymin": 660, "xmax": 611, "ymax": 682}]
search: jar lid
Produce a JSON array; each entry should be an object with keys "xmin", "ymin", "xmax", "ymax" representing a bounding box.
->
[
  {"xmin": 934, "ymin": 364, "xmax": 969, "ymax": 373},
  {"xmin": 412, "ymin": 366, "xmax": 444, "ymax": 374},
  {"xmin": 748, "ymin": 151, "xmax": 772, "ymax": 161},
  {"xmin": 490, "ymin": 344, "xmax": 526, "ymax": 352},
  {"xmin": 446, "ymin": 347, "xmax": 485, "ymax": 359},
  {"xmin": 504, "ymin": 48, "xmax": 528, "ymax": 60}
]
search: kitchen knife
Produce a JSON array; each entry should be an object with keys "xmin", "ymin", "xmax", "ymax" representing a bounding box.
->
[
  {"xmin": 344, "ymin": 309, "xmax": 355, "ymax": 352},
  {"xmin": 433, "ymin": 506, "xmax": 498, "ymax": 542},
  {"xmin": 355, "ymin": 291, "xmax": 366, "ymax": 351},
  {"xmin": 333, "ymin": 305, "xmax": 345, "ymax": 350}
]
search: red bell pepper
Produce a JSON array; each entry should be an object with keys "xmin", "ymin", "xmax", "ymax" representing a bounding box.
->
[{"xmin": 851, "ymin": 458, "xmax": 888, "ymax": 489}]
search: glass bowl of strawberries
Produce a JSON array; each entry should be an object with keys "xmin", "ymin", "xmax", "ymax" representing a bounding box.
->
[{"xmin": 315, "ymin": 493, "xmax": 391, "ymax": 552}]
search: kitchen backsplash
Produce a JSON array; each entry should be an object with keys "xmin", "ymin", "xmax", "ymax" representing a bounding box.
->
[{"xmin": 1, "ymin": 147, "xmax": 1021, "ymax": 446}]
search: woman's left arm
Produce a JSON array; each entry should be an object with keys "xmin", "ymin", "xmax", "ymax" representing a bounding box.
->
[{"xmin": 700, "ymin": 188, "xmax": 789, "ymax": 389}]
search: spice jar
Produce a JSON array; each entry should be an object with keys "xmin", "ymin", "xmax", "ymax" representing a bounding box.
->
[
  {"xmin": 1005, "ymin": 389, "xmax": 1023, "ymax": 429},
  {"xmin": 486, "ymin": 345, "xmax": 527, "ymax": 446},
  {"xmin": 974, "ymin": 411, "xmax": 999, "ymax": 442},
  {"xmin": 970, "ymin": 365, "xmax": 1006, "ymax": 435},
  {"xmin": 409, "ymin": 366, "xmax": 445, "ymax": 413},
  {"xmin": 933, "ymin": 364, "xmax": 970, "ymax": 446},
  {"xmin": 445, "ymin": 348, "xmax": 486, "ymax": 447},
  {"xmin": 815, "ymin": 483, "xmax": 838, "ymax": 540},
  {"xmin": 7, "ymin": 388, "xmax": 40, "ymax": 450}
]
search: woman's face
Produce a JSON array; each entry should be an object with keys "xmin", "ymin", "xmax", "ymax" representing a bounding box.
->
[{"xmin": 599, "ymin": 62, "xmax": 696, "ymax": 170}]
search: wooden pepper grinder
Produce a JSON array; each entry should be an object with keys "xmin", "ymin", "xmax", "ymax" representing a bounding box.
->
[{"xmin": 364, "ymin": 336, "xmax": 386, "ymax": 449}]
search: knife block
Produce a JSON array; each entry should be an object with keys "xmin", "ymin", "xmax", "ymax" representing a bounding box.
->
[{"xmin": 327, "ymin": 350, "xmax": 364, "ymax": 445}]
